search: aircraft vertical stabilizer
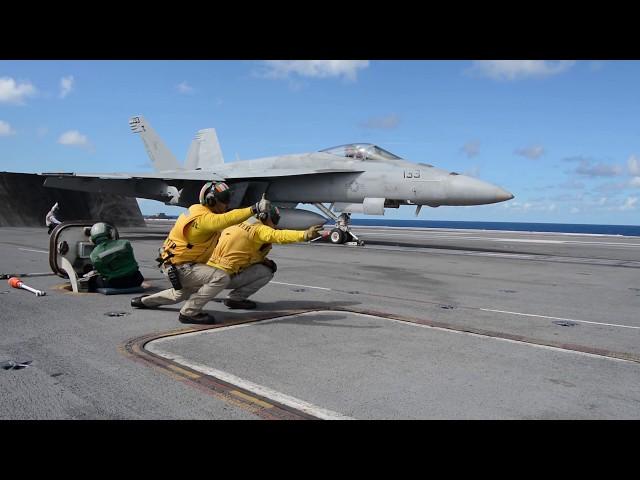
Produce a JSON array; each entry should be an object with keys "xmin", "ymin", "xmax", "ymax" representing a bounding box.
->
[
  {"xmin": 129, "ymin": 116, "xmax": 182, "ymax": 172},
  {"xmin": 185, "ymin": 128, "xmax": 225, "ymax": 170}
]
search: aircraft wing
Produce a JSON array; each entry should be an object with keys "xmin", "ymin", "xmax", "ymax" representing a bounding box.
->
[
  {"xmin": 41, "ymin": 171, "xmax": 226, "ymax": 181},
  {"xmin": 41, "ymin": 167, "xmax": 362, "ymax": 183},
  {"xmin": 40, "ymin": 168, "xmax": 365, "ymax": 206}
]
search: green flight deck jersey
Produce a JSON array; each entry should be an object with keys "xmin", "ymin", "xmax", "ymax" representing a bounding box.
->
[{"xmin": 89, "ymin": 239, "xmax": 140, "ymax": 281}]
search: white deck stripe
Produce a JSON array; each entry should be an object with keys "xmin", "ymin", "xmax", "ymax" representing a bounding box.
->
[
  {"xmin": 480, "ymin": 308, "xmax": 640, "ymax": 330},
  {"xmin": 362, "ymin": 232, "xmax": 640, "ymax": 247},
  {"xmin": 271, "ymin": 281, "xmax": 331, "ymax": 291},
  {"xmin": 18, "ymin": 248, "xmax": 48, "ymax": 254},
  {"xmin": 148, "ymin": 312, "xmax": 635, "ymax": 420},
  {"xmin": 379, "ymin": 316, "xmax": 634, "ymax": 363},
  {"xmin": 267, "ymin": 281, "xmax": 637, "ymax": 332},
  {"xmin": 147, "ymin": 325, "xmax": 354, "ymax": 420}
]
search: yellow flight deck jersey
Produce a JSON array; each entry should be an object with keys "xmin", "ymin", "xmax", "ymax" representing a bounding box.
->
[
  {"xmin": 160, "ymin": 204, "xmax": 254, "ymax": 265},
  {"xmin": 208, "ymin": 218, "xmax": 305, "ymax": 274}
]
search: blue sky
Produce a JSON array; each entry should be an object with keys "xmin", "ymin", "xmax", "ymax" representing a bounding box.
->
[{"xmin": 1, "ymin": 60, "xmax": 639, "ymax": 225}]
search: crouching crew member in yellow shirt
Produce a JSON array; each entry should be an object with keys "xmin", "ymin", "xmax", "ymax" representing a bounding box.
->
[
  {"xmin": 131, "ymin": 181, "xmax": 271, "ymax": 321},
  {"xmin": 175, "ymin": 205, "xmax": 323, "ymax": 324}
]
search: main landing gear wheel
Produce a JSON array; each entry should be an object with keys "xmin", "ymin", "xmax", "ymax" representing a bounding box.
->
[{"xmin": 330, "ymin": 228, "xmax": 345, "ymax": 244}]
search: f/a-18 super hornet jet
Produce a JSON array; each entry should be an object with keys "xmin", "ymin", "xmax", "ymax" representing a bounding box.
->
[{"xmin": 42, "ymin": 115, "xmax": 514, "ymax": 245}]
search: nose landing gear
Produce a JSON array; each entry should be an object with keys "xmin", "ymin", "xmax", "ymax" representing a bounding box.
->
[{"xmin": 312, "ymin": 204, "xmax": 365, "ymax": 246}]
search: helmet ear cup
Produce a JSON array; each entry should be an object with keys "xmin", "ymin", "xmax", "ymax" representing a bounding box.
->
[
  {"xmin": 205, "ymin": 192, "xmax": 217, "ymax": 207},
  {"xmin": 199, "ymin": 182, "xmax": 214, "ymax": 206},
  {"xmin": 199, "ymin": 181, "xmax": 230, "ymax": 207},
  {"xmin": 258, "ymin": 206, "xmax": 280, "ymax": 224}
]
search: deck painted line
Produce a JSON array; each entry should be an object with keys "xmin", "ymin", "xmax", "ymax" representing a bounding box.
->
[
  {"xmin": 18, "ymin": 248, "xmax": 48, "ymax": 254},
  {"xmin": 480, "ymin": 308, "xmax": 640, "ymax": 330},
  {"xmin": 271, "ymin": 281, "xmax": 332, "ymax": 291},
  {"xmin": 146, "ymin": 332, "xmax": 354, "ymax": 420},
  {"xmin": 146, "ymin": 310, "xmax": 637, "ymax": 421},
  {"xmin": 362, "ymin": 232, "xmax": 640, "ymax": 247},
  {"xmin": 267, "ymin": 281, "xmax": 638, "ymax": 332},
  {"xmin": 377, "ymin": 315, "xmax": 635, "ymax": 363}
]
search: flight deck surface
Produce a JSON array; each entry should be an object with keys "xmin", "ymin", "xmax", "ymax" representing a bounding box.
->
[{"xmin": 1, "ymin": 224, "xmax": 639, "ymax": 419}]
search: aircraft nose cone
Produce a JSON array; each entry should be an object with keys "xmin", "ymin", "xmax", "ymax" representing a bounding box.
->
[
  {"xmin": 445, "ymin": 174, "xmax": 514, "ymax": 205},
  {"xmin": 498, "ymin": 188, "xmax": 515, "ymax": 202}
]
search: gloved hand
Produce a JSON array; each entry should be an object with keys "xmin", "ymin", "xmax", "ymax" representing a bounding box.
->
[
  {"xmin": 262, "ymin": 258, "xmax": 277, "ymax": 273},
  {"xmin": 303, "ymin": 225, "xmax": 324, "ymax": 241},
  {"xmin": 252, "ymin": 194, "xmax": 271, "ymax": 215}
]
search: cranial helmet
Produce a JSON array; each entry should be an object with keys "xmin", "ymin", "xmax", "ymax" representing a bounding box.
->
[
  {"xmin": 258, "ymin": 205, "xmax": 280, "ymax": 225},
  {"xmin": 199, "ymin": 181, "xmax": 231, "ymax": 207},
  {"xmin": 90, "ymin": 222, "xmax": 114, "ymax": 245}
]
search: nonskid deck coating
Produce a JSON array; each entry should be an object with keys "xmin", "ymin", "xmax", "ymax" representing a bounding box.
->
[
  {"xmin": 2, "ymin": 225, "xmax": 639, "ymax": 419},
  {"xmin": 136, "ymin": 310, "xmax": 640, "ymax": 420}
]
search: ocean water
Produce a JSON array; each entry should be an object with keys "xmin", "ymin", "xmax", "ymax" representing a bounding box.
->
[
  {"xmin": 144, "ymin": 214, "xmax": 640, "ymax": 237},
  {"xmin": 349, "ymin": 219, "xmax": 640, "ymax": 237}
]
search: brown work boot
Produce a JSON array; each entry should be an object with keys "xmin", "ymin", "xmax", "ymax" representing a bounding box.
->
[
  {"xmin": 178, "ymin": 312, "xmax": 217, "ymax": 324},
  {"xmin": 223, "ymin": 299, "xmax": 257, "ymax": 309}
]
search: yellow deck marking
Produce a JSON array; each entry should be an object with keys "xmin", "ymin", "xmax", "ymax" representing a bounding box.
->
[
  {"xmin": 230, "ymin": 390, "xmax": 274, "ymax": 409},
  {"xmin": 167, "ymin": 363, "xmax": 201, "ymax": 380}
]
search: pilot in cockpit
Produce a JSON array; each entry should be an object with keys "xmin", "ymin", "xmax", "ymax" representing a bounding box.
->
[
  {"xmin": 345, "ymin": 146, "xmax": 357, "ymax": 158},
  {"xmin": 345, "ymin": 145, "xmax": 367, "ymax": 159}
]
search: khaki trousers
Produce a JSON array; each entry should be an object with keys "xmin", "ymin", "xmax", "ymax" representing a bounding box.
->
[{"xmin": 141, "ymin": 263, "xmax": 274, "ymax": 316}]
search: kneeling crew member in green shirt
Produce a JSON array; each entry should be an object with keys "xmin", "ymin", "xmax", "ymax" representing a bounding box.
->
[
  {"xmin": 175, "ymin": 205, "xmax": 323, "ymax": 324},
  {"xmin": 88, "ymin": 222, "xmax": 144, "ymax": 290}
]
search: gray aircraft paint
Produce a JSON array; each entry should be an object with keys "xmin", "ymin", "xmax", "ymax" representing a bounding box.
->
[{"xmin": 41, "ymin": 116, "xmax": 514, "ymax": 217}]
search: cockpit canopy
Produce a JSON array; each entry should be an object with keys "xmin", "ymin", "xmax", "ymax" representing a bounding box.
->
[{"xmin": 320, "ymin": 143, "xmax": 403, "ymax": 162}]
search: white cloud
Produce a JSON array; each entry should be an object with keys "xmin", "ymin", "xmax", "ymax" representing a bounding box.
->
[
  {"xmin": 260, "ymin": 60, "xmax": 370, "ymax": 82},
  {"xmin": 501, "ymin": 200, "xmax": 555, "ymax": 212},
  {"xmin": 461, "ymin": 140, "xmax": 480, "ymax": 158},
  {"xmin": 360, "ymin": 113, "xmax": 400, "ymax": 130},
  {"xmin": 0, "ymin": 120, "xmax": 16, "ymax": 136},
  {"xmin": 566, "ymin": 157, "xmax": 624, "ymax": 177},
  {"xmin": 0, "ymin": 77, "xmax": 37, "ymax": 104},
  {"xmin": 630, "ymin": 177, "xmax": 640, "ymax": 188},
  {"xmin": 469, "ymin": 61, "xmax": 575, "ymax": 81},
  {"xmin": 58, "ymin": 130, "xmax": 92, "ymax": 150},
  {"xmin": 576, "ymin": 161, "xmax": 623, "ymax": 177},
  {"xmin": 177, "ymin": 81, "xmax": 194, "ymax": 94},
  {"xmin": 515, "ymin": 145, "xmax": 545, "ymax": 160},
  {"xmin": 628, "ymin": 155, "xmax": 640, "ymax": 175},
  {"xmin": 570, "ymin": 207, "xmax": 580, "ymax": 214},
  {"xmin": 593, "ymin": 181, "xmax": 627, "ymax": 193},
  {"xmin": 59, "ymin": 75, "xmax": 74, "ymax": 98},
  {"xmin": 550, "ymin": 193, "xmax": 581, "ymax": 202},
  {"xmin": 620, "ymin": 196, "xmax": 638, "ymax": 211}
]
